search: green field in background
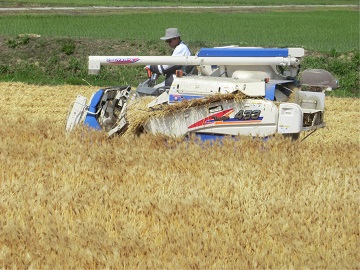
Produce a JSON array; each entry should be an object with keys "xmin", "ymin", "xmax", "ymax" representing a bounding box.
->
[
  {"xmin": 1, "ymin": 10, "xmax": 358, "ymax": 52},
  {"xmin": 0, "ymin": 0, "xmax": 358, "ymax": 7}
]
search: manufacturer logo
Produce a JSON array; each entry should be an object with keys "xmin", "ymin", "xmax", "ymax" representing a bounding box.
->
[
  {"xmin": 106, "ymin": 57, "xmax": 140, "ymax": 64},
  {"xmin": 188, "ymin": 109, "xmax": 263, "ymax": 129}
]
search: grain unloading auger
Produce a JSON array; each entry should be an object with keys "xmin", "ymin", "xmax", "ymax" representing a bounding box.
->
[{"xmin": 66, "ymin": 46, "xmax": 337, "ymax": 140}]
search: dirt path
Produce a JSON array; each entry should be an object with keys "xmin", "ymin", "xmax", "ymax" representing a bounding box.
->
[{"xmin": 0, "ymin": 5, "xmax": 357, "ymax": 14}]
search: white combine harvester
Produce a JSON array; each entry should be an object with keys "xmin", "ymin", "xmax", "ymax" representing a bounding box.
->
[{"xmin": 66, "ymin": 46, "xmax": 337, "ymax": 140}]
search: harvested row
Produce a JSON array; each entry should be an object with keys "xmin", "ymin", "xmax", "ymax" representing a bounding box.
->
[{"xmin": 0, "ymin": 82, "xmax": 358, "ymax": 268}]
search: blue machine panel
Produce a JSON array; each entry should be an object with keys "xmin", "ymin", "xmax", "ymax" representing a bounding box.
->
[
  {"xmin": 194, "ymin": 133, "xmax": 227, "ymax": 142},
  {"xmin": 84, "ymin": 89, "xmax": 103, "ymax": 130},
  {"xmin": 265, "ymin": 83, "xmax": 276, "ymax": 101},
  {"xmin": 169, "ymin": 94, "xmax": 204, "ymax": 103},
  {"xmin": 197, "ymin": 48, "xmax": 289, "ymax": 57}
]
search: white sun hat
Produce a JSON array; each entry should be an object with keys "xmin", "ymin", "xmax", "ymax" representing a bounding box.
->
[{"xmin": 160, "ymin": 28, "xmax": 181, "ymax": 40}]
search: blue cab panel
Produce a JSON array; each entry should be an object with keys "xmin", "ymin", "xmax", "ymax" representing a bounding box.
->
[
  {"xmin": 197, "ymin": 48, "xmax": 289, "ymax": 57},
  {"xmin": 84, "ymin": 89, "xmax": 103, "ymax": 130}
]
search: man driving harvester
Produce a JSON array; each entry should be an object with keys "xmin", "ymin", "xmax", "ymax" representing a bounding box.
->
[{"xmin": 147, "ymin": 28, "xmax": 192, "ymax": 86}]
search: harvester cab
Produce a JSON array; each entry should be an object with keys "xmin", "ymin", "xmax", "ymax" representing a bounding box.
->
[
  {"xmin": 135, "ymin": 66, "xmax": 163, "ymax": 97},
  {"xmin": 66, "ymin": 46, "xmax": 337, "ymax": 140}
]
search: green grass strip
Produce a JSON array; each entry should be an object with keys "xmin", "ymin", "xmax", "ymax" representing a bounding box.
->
[
  {"xmin": 1, "ymin": 10, "xmax": 359, "ymax": 52},
  {"xmin": 0, "ymin": 0, "xmax": 358, "ymax": 7}
]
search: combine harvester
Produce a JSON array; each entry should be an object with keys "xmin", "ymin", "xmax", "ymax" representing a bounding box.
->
[{"xmin": 66, "ymin": 46, "xmax": 337, "ymax": 141}]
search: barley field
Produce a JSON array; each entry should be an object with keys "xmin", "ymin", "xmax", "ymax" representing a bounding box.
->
[{"xmin": 0, "ymin": 82, "xmax": 359, "ymax": 269}]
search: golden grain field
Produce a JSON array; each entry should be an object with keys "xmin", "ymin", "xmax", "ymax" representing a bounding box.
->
[{"xmin": 0, "ymin": 82, "xmax": 359, "ymax": 269}]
